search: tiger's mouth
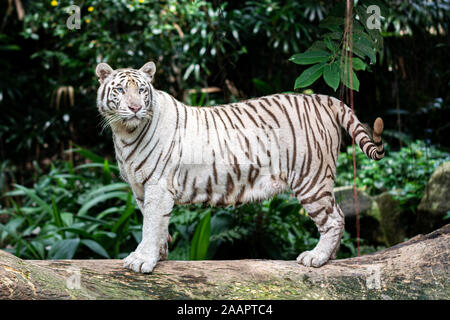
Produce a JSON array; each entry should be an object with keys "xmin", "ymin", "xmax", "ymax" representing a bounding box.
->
[
  {"xmin": 124, "ymin": 113, "xmax": 144, "ymax": 121},
  {"xmin": 124, "ymin": 117, "xmax": 140, "ymax": 124},
  {"xmin": 117, "ymin": 108, "xmax": 151, "ymax": 127}
]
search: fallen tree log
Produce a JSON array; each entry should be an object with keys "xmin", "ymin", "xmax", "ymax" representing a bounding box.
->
[{"xmin": 1, "ymin": 225, "xmax": 448, "ymax": 300}]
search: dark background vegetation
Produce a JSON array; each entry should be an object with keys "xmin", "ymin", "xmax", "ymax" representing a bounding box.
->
[{"xmin": 0, "ymin": 0, "xmax": 449, "ymax": 261}]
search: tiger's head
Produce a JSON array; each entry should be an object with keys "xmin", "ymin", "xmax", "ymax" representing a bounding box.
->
[{"xmin": 95, "ymin": 61, "xmax": 156, "ymax": 130}]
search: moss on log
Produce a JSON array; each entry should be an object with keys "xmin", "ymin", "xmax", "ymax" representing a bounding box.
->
[{"xmin": 1, "ymin": 225, "xmax": 449, "ymax": 300}]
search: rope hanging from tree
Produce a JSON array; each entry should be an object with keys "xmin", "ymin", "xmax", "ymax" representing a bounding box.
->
[{"xmin": 340, "ymin": 0, "xmax": 361, "ymax": 260}]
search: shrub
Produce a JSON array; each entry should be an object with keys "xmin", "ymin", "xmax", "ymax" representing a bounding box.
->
[
  {"xmin": 0, "ymin": 151, "xmax": 139, "ymax": 259},
  {"xmin": 336, "ymin": 140, "xmax": 450, "ymax": 211}
]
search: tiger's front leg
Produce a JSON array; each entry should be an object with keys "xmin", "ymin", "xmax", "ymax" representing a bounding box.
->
[
  {"xmin": 128, "ymin": 183, "xmax": 170, "ymax": 261},
  {"xmin": 123, "ymin": 184, "xmax": 174, "ymax": 273}
]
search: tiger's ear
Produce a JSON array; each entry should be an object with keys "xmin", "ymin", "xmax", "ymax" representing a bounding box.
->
[
  {"xmin": 139, "ymin": 61, "xmax": 156, "ymax": 82},
  {"xmin": 96, "ymin": 63, "xmax": 113, "ymax": 84}
]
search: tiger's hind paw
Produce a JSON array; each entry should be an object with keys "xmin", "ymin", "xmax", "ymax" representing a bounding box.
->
[{"xmin": 296, "ymin": 249, "xmax": 330, "ymax": 268}]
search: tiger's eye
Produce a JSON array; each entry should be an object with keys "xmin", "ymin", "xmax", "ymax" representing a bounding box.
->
[
  {"xmin": 139, "ymin": 87, "xmax": 145, "ymax": 94},
  {"xmin": 117, "ymin": 87, "xmax": 124, "ymax": 94}
]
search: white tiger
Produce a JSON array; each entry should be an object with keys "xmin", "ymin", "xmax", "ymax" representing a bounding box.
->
[{"xmin": 95, "ymin": 61, "xmax": 385, "ymax": 273}]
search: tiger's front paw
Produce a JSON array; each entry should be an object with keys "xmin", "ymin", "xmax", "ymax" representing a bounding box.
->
[
  {"xmin": 123, "ymin": 251, "xmax": 158, "ymax": 273},
  {"xmin": 296, "ymin": 249, "xmax": 330, "ymax": 268}
]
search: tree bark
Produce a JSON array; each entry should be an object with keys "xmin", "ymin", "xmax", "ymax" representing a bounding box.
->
[{"xmin": 1, "ymin": 225, "xmax": 448, "ymax": 300}]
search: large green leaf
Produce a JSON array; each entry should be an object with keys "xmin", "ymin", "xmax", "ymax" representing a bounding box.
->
[
  {"xmin": 189, "ymin": 211, "xmax": 211, "ymax": 260},
  {"xmin": 14, "ymin": 185, "xmax": 52, "ymax": 216},
  {"xmin": 81, "ymin": 239, "xmax": 110, "ymax": 258},
  {"xmin": 77, "ymin": 191, "xmax": 129, "ymax": 216},
  {"xmin": 324, "ymin": 36, "xmax": 339, "ymax": 52},
  {"xmin": 30, "ymin": 241, "xmax": 45, "ymax": 259},
  {"xmin": 341, "ymin": 69, "xmax": 360, "ymax": 91},
  {"xmin": 352, "ymin": 57, "xmax": 367, "ymax": 71},
  {"xmin": 103, "ymin": 159, "xmax": 111, "ymax": 185},
  {"xmin": 111, "ymin": 191, "xmax": 135, "ymax": 233},
  {"xmin": 57, "ymin": 226, "xmax": 92, "ymax": 238},
  {"xmin": 294, "ymin": 63, "xmax": 326, "ymax": 89},
  {"xmin": 289, "ymin": 50, "xmax": 330, "ymax": 65},
  {"xmin": 60, "ymin": 212, "xmax": 74, "ymax": 227},
  {"xmin": 0, "ymin": 217, "xmax": 25, "ymax": 241},
  {"xmin": 309, "ymin": 40, "xmax": 327, "ymax": 51},
  {"xmin": 51, "ymin": 198, "xmax": 63, "ymax": 229},
  {"xmin": 75, "ymin": 163, "xmax": 120, "ymax": 173},
  {"xmin": 323, "ymin": 61, "xmax": 340, "ymax": 91},
  {"xmin": 353, "ymin": 33, "xmax": 377, "ymax": 64},
  {"xmin": 319, "ymin": 16, "xmax": 345, "ymax": 31},
  {"xmin": 48, "ymin": 239, "xmax": 80, "ymax": 259},
  {"xmin": 355, "ymin": 4, "xmax": 385, "ymax": 52},
  {"xmin": 82, "ymin": 183, "xmax": 129, "ymax": 203}
]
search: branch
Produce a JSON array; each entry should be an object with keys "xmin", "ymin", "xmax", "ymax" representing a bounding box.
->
[{"xmin": 1, "ymin": 225, "xmax": 448, "ymax": 299}]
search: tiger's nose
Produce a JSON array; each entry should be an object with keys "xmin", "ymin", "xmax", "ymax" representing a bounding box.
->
[{"xmin": 129, "ymin": 105, "xmax": 142, "ymax": 113}]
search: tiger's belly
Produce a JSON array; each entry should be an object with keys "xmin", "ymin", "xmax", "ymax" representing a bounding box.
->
[{"xmin": 172, "ymin": 165, "xmax": 289, "ymax": 206}]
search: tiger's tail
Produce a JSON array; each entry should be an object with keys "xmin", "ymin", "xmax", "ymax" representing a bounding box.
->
[{"xmin": 336, "ymin": 101, "xmax": 385, "ymax": 161}]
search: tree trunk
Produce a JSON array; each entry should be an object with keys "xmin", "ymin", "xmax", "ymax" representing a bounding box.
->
[{"xmin": 1, "ymin": 225, "xmax": 448, "ymax": 300}]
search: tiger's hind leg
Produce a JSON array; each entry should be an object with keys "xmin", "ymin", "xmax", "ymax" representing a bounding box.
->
[{"xmin": 296, "ymin": 193, "xmax": 344, "ymax": 267}]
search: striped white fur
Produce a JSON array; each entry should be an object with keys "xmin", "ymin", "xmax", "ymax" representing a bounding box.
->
[{"xmin": 96, "ymin": 62, "xmax": 385, "ymax": 273}]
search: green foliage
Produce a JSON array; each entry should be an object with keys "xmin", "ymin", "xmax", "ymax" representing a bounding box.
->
[
  {"xmin": 293, "ymin": 62, "xmax": 327, "ymax": 89},
  {"xmin": 241, "ymin": 0, "xmax": 326, "ymax": 53},
  {"xmin": 21, "ymin": 0, "xmax": 245, "ymax": 89},
  {"xmin": 1, "ymin": 0, "xmax": 246, "ymax": 167},
  {"xmin": 382, "ymin": 0, "xmax": 450, "ymax": 37},
  {"xmin": 189, "ymin": 210, "xmax": 211, "ymax": 260},
  {"xmin": 290, "ymin": 1, "xmax": 386, "ymax": 91},
  {"xmin": 336, "ymin": 140, "xmax": 450, "ymax": 211},
  {"xmin": 0, "ymin": 149, "xmax": 139, "ymax": 259}
]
